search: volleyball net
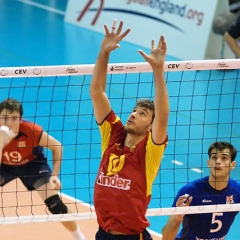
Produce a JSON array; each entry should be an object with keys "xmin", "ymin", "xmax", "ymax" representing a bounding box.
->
[{"xmin": 0, "ymin": 59, "xmax": 240, "ymax": 225}]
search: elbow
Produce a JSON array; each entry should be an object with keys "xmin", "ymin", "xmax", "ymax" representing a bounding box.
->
[{"xmin": 90, "ymin": 85, "xmax": 102, "ymax": 99}]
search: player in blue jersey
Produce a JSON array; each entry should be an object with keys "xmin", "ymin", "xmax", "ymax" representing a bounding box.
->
[{"xmin": 162, "ymin": 141, "xmax": 240, "ymax": 240}]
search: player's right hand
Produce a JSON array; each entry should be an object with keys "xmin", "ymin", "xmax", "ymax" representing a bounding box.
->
[
  {"xmin": 176, "ymin": 194, "xmax": 193, "ymax": 207},
  {"xmin": 0, "ymin": 126, "xmax": 15, "ymax": 149}
]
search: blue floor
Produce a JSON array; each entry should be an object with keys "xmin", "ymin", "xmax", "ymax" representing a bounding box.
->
[{"xmin": 1, "ymin": 1, "xmax": 240, "ymax": 239}]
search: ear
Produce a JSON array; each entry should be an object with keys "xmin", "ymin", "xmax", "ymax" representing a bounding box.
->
[
  {"xmin": 230, "ymin": 161, "xmax": 236, "ymax": 170},
  {"xmin": 207, "ymin": 159, "xmax": 210, "ymax": 167},
  {"xmin": 148, "ymin": 125, "xmax": 152, "ymax": 132}
]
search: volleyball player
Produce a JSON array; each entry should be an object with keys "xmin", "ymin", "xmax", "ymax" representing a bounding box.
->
[
  {"xmin": 90, "ymin": 20, "xmax": 169, "ymax": 239},
  {"xmin": 0, "ymin": 98, "xmax": 86, "ymax": 240},
  {"xmin": 162, "ymin": 141, "xmax": 240, "ymax": 240}
]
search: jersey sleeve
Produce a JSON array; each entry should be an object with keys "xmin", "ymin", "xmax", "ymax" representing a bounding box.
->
[
  {"xmin": 99, "ymin": 110, "xmax": 121, "ymax": 156},
  {"xmin": 145, "ymin": 132, "xmax": 168, "ymax": 196}
]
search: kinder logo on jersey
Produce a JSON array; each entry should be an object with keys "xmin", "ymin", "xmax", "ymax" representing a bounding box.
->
[
  {"xmin": 97, "ymin": 172, "xmax": 131, "ymax": 190},
  {"xmin": 226, "ymin": 195, "xmax": 234, "ymax": 204}
]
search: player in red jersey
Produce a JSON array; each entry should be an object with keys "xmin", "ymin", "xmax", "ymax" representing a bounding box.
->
[
  {"xmin": 90, "ymin": 20, "xmax": 169, "ymax": 239},
  {"xmin": 0, "ymin": 98, "xmax": 86, "ymax": 240}
]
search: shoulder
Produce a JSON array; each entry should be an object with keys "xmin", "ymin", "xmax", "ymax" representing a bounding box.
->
[
  {"xmin": 100, "ymin": 110, "xmax": 122, "ymax": 128},
  {"xmin": 20, "ymin": 120, "xmax": 42, "ymax": 131},
  {"xmin": 178, "ymin": 177, "xmax": 208, "ymax": 194},
  {"xmin": 106, "ymin": 110, "xmax": 120, "ymax": 123},
  {"xmin": 229, "ymin": 178, "xmax": 240, "ymax": 190}
]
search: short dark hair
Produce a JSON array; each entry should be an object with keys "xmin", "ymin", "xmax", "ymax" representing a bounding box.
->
[
  {"xmin": 134, "ymin": 99, "xmax": 155, "ymax": 121},
  {"xmin": 0, "ymin": 98, "xmax": 23, "ymax": 118},
  {"xmin": 208, "ymin": 141, "xmax": 237, "ymax": 162}
]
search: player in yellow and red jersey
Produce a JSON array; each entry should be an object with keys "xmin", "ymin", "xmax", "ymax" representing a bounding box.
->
[{"xmin": 90, "ymin": 20, "xmax": 169, "ymax": 239}]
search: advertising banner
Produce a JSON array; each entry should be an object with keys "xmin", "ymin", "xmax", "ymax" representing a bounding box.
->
[{"xmin": 64, "ymin": 0, "xmax": 220, "ymax": 60}]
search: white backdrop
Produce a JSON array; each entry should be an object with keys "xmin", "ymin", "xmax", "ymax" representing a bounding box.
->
[{"xmin": 64, "ymin": 0, "xmax": 232, "ymax": 60}]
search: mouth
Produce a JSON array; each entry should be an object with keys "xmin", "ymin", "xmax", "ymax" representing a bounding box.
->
[{"xmin": 127, "ymin": 119, "xmax": 134, "ymax": 124}]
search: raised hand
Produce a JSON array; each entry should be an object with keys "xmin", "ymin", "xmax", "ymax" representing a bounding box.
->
[
  {"xmin": 138, "ymin": 35, "xmax": 167, "ymax": 70},
  {"xmin": 100, "ymin": 20, "xmax": 131, "ymax": 53}
]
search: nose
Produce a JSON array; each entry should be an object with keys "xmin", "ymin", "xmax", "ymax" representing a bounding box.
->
[
  {"xmin": 215, "ymin": 157, "xmax": 221, "ymax": 164},
  {"xmin": 130, "ymin": 112, "xmax": 136, "ymax": 118}
]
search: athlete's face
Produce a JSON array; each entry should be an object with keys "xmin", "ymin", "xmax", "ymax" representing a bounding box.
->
[
  {"xmin": 0, "ymin": 109, "xmax": 21, "ymax": 135},
  {"xmin": 124, "ymin": 106, "xmax": 153, "ymax": 135},
  {"xmin": 207, "ymin": 148, "xmax": 236, "ymax": 181}
]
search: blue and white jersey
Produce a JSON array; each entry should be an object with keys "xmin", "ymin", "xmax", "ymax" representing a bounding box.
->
[{"xmin": 173, "ymin": 176, "xmax": 240, "ymax": 240}]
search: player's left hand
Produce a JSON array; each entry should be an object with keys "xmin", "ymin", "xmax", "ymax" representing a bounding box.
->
[
  {"xmin": 138, "ymin": 35, "xmax": 166, "ymax": 70},
  {"xmin": 49, "ymin": 175, "xmax": 61, "ymax": 190}
]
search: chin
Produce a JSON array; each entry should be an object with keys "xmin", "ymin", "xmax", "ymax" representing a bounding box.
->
[{"xmin": 124, "ymin": 127, "xmax": 134, "ymax": 134}]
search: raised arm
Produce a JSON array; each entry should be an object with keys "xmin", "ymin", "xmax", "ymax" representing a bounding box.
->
[
  {"xmin": 90, "ymin": 20, "xmax": 130, "ymax": 124},
  {"xmin": 138, "ymin": 36, "xmax": 169, "ymax": 144},
  {"xmin": 162, "ymin": 194, "xmax": 192, "ymax": 240}
]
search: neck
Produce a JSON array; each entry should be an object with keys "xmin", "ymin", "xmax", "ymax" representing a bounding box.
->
[
  {"xmin": 208, "ymin": 175, "xmax": 229, "ymax": 190},
  {"xmin": 124, "ymin": 134, "xmax": 145, "ymax": 148}
]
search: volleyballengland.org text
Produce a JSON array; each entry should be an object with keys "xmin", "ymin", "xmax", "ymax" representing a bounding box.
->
[{"xmin": 127, "ymin": 0, "xmax": 204, "ymax": 26}]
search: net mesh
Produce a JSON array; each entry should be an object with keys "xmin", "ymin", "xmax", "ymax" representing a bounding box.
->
[{"xmin": 0, "ymin": 59, "xmax": 240, "ymax": 225}]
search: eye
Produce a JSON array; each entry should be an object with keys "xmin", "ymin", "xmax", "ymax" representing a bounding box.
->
[{"xmin": 12, "ymin": 117, "xmax": 20, "ymax": 121}]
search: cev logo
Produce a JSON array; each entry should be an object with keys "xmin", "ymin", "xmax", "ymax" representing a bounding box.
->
[
  {"xmin": 168, "ymin": 64, "xmax": 180, "ymax": 68},
  {"xmin": 15, "ymin": 69, "xmax": 27, "ymax": 74}
]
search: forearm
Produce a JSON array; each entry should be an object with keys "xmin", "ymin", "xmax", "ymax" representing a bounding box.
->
[
  {"xmin": 51, "ymin": 147, "xmax": 62, "ymax": 176},
  {"xmin": 91, "ymin": 50, "xmax": 110, "ymax": 95},
  {"xmin": 162, "ymin": 215, "xmax": 183, "ymax": 240},
  {"xmin": 224, "ymin": 32, "xmax": 240, "ymax": 58},
  {"xmin": 154, "ymin": 68, "xmax": 169, "ymax": 118}
]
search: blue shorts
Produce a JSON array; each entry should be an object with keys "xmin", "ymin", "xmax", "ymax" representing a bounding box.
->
[
  {"xmin": 95, "ymin": 227, "xmax": 152, "ymax": 240},
  {"xmin": 0, "ymin": 158, "xmax": 52, "ymax": 190}
]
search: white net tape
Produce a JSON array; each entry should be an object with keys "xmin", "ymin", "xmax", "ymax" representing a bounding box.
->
[{"xmin": 0, "ymin": 59, "xmax": 239, "ymax": 78}]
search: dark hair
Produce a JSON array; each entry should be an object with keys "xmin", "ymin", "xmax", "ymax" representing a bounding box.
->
[
  {"xmin": 0, "ymin": 98, "xmax": 23, "ymax": 118},
  {"xmin": 208, "ymin": 141, "xmax": 237, "ymax": 162},
  {"xmin": 134, "ymin": 99, "xmax": 155, "ymax": 122}
]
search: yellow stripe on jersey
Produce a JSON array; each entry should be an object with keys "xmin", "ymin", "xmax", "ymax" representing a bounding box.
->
[
  {"xmin": 145, "ymin": 131, "xmax": 167, "ymax": 196},
  {"xmin": 99, "ymin": 115, "xmax": 120, "ymax": 157}
]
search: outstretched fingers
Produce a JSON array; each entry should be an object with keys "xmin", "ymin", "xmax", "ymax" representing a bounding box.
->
[
  {"xmin": 151, "ymin": 39, "xmax": 155, "ymax": 50},
  {"xmin": 158, "ymin": 35, "xmax": 166, "ymax": 53},
  {"xmin": 104, "ymin": 24, "xmax": 110, "ymax": 34},
  {"xmin": 116, "ymin": 20, "xmax": 131, "ymax": 40}
]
